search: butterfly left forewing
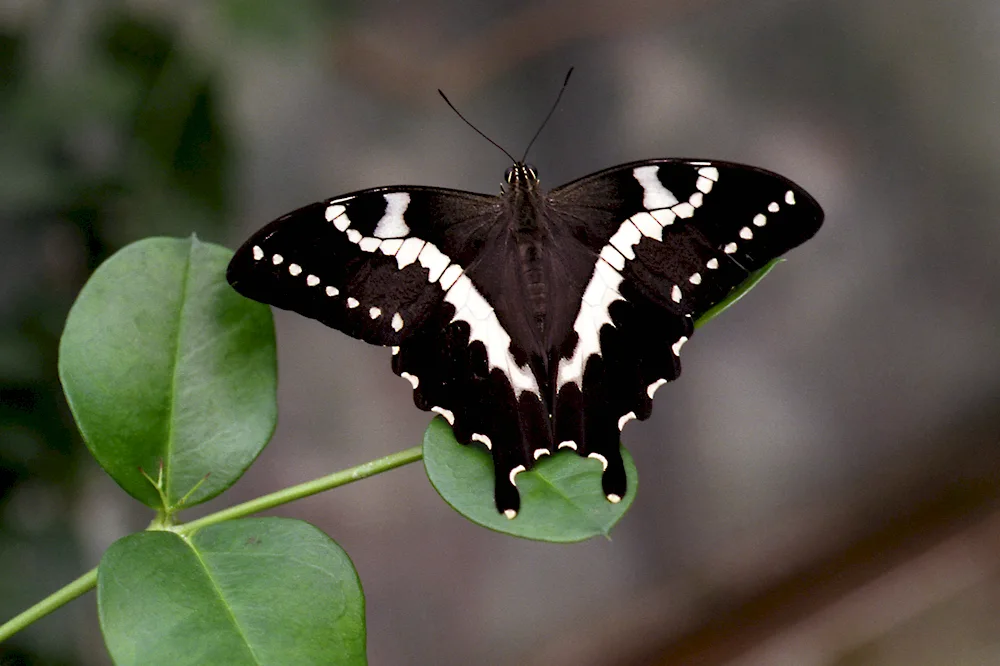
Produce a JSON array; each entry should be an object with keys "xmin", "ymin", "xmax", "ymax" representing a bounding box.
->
[{"xmin": 228, "ymin": 187, "xmax": 506, "ymax": 346}]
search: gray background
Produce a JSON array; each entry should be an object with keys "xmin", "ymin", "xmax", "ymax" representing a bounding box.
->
[{"xmin": 2, "ymin": 1, "xmax": 999, "ymax": 664}]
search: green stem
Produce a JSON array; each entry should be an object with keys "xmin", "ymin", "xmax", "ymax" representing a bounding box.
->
[
  {"xmin": 0, "ymin": 445, "xmax": 424, "ymax": 643},
  {"xmin": 177, "ymin": 445, "xmax": 423, "ymax": 535},
  {"xmin": 0, "ymin": 568, "xmax": 97, "ymax": 643}
]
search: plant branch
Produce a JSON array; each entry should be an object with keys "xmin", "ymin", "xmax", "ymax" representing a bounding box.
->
[
  {"xmin": 177, "ymin": 445, "xmax": 423, "ymax": 535},
  {"xmin": 0, "ymin": 568, "xmax": 97, "ymax": 643},
  {"xmin": 0, "ymin": 444, "xmax": 424, "ymax": 643}
]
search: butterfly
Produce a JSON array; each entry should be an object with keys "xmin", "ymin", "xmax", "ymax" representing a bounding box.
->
[{"xmin": 227, "ymin": 150, "xmax": 823, "ymax": 518}]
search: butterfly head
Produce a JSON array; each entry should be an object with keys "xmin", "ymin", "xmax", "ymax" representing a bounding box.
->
[{"xmin": 503, "ymin": 163, "xmax": 539, "ymax": 191}]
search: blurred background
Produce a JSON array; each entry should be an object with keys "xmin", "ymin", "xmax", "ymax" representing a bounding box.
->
[{"xmin": 2, "ymin": 0, "xmax": 999, "ymax": 664}]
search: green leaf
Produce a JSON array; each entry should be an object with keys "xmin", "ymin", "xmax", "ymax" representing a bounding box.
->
[
  {"xmin": 694, "ymin": 258, "xmax": 783, "ymax": 329},
  {"xmin": 423, "ymin": 418, "xmax": 637, "ymax": 542},
  {"xmin": 98, "ymin": 518, "xmax": 366, "ymax": 666},
  {"xmin": 422, "ymin": 261, "xmax": 780, "ymax": 537},
  {"xmin": 59, "ymin": 236, "xmax": 276, "ymax": 510}
]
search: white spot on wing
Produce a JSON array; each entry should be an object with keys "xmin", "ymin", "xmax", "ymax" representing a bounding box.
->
[
  {"xmin": 689, "ymin": 272, "xmax": 702, "ymax": 285},
  {"xmin": 753, "ymin": 214, "xmax": 767, "ymax": 227},
  {"xmin": 707, "ymin": 258, "xmax": 719, "ymax": 269},
  {"xmin": 673, "ymin": 202, "xmax": 695, "ymax": 218},
  {"xmin": 595, "ymin": 258, "xmax": 620, "ymax": 288},
  {"xmin": 373, "ymin": 193, "xmax": 411, "ymax": 238},
  {"xmin": 369, "ymin": 307, "xmax": 381, "ymax": 319},
  {"xmin": 391, "ymin": 312, "xmax": 403, "ymax": 331},
  {"xmin": 651, "ymin": 209, "xmax": 675, "ymax": 226},
  {"xmin": 696, "ymin": 176, "xmax": 714, "ymax": 194},
  {"xmin": 509, "ymin": 464, "xmax": 526, "ymax": 486},
  {"xmin": 471, "ymin": 433, "xmax": 492, "ymax": 450},
  {"xmin": 647, "ymin": 378, "xmax": 668, "ymax": 398},
  {"xmin": 671, "ymin": 285, "xmax": 682, "ymax": 303},
  {"xmin": 431, "ymin": 406, "xmax": 455, "ymax": 425},
  {"xmin": 739, "ymin": 227, "xmax": 753, "ymax": 240},
  {"xmin": 326, "ymin": 286, "xmax": 339, "ymax": 297},
  {"xmin": 272, "ymin": 254, "xmax": 284, "ymax": 265},
  {"xmin": 346, "ymin": 229, "xmax": 362, "ymax": 244},
  {"xmin": 558, "ymin": 440, "xmax": 577, "ymax": 450},
  {"xmin": 444, "ymin": 274, "xmax": 539, "ymax": 396},
  {"xmin": 252, "ymin": 246, "xmax": 263, "ymax": 261},
  {"xmin": 588, "ymin": 452, "xmax": 609, "ymax": 471},
  {"xmin": 439, "ymin": 264, "xmax": 463, "ymax": 290},
  {"xmin": 359, "ymin": 237, "xmax": 381, "ymax": 253},
  {"xmin": 504, "ymin": 509, "xmax": 517, "ymax": 519},
  {"xmin": 533, "ymin": 448, "xmax": 550, "ymax": 460},
  {"xmin": 785, "ymin": 190, "xmax": 796, "ymax": 205},
  {"xmin": 288, "ymin": 263, "xmax": 302, "ymax": 276},
  {"xmin": 379, "ymin": 238, "xmax": 404, "ymax": 255},
  {"xmin": 768, "ymin": 202, "xmax": 780, "ymax": 213},
  {"xmin": 347, "ymin": 297, "xmax": 359, "ymax": 308},
  {"xmin": 607, "ymin": 493, "xmax": 622, "ymax": 504},
  {"xmin": 395, "ymin": 238, "xmax": 425, "ymax": 269},
  {"xmin": 400, "ymin": 372, "xmax": 419, "ymax": 389},
  {"xmin": 631, "ymin": 212, "xmax": 662, "ymax": 241},
  {"xmin": 325, "ymin": 204, "xmax": 346, "ymax": 223},
  {"xmin": 445, "ymin": 273, "xmax": 471, "ymax": 309},
  {"xmin": 618, "ymin": 411, "xmax": 636, "ymax": 430},
  {"xmin": 689, "ymin": 192, "xmax": 703, "ymax": 208},
  {"xmin": 391, "ymin": 345, "xmax": 399, "ymax": 355},
  {"xmin": 724, "ymin": 242, "xmax": 738, "ymax": 254},
  {"xmin": 599, "ymin": 245, "xmax": 626, "ymax": 271},
  {"xmin": 698, "ymin": 166, "xmax": 719, "ymax": 181},
  {"xmin": 672, "ymin": 336, "xmax": 688, "ymax": 356},
  {"xmin": 609, "ymin": 220, "xmax": 642, "ymax": 259},
  {"xmin": 557, "ymin": 260, "xmax": 624, "ymax": 389},
  {"xmin": 417, "ymin": 243, "xmax": 450, "ymax": 282},
  {"xmin": 306, "ymin": 275, "xmax": 320, "ymax": 286},
  {"xmin": 633, "ymin": 165, "xmax": 679, "ymax": 209}
]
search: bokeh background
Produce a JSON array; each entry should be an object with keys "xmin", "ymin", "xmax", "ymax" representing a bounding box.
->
[{"xmin": 2, "ymin": 1, "xmax": 1000, "ymax": 664}]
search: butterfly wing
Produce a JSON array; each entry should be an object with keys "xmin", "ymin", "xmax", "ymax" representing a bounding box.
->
[
  {"xmin": 228, "ymin": 186, "xmax": 502, "ymax": 345},
  {"xmin": 227, "ymin": 161, "xmax": 824, "ymax": 518},
  {"xmin": 546, "ymin": 159, "xmax": 824, "ymax": 500},
  {"xmin": 227, "ymin": 186, "xmax": 552, "ymax": 517}
]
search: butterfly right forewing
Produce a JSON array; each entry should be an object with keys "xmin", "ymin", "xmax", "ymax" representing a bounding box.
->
[{"xmin": 544, "ymin": 159, "xmax": 824, "ymax": 500}]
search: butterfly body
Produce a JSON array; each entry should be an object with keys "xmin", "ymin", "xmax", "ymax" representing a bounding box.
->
[{"xmin": 227, "ymin": 158, "xmax": 823, "ymax": 518}]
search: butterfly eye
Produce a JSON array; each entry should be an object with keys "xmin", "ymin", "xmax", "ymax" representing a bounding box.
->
[{"xmin": 525, "ymin": 165, "xmax": 539, "ymax": 181}]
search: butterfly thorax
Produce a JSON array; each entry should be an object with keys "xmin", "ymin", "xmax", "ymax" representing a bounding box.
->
[{"xmin": 502, "ymin": 163, "xmax": 553, "ymax": 335}]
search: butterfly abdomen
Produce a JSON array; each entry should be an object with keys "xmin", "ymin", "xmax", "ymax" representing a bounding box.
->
[{"xmin": 516, "ymin": 238, "xmax": 549, "ymax": 333}]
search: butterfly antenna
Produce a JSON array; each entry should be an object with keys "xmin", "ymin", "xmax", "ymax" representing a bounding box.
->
[
  {"xmin": 521, "ymin": 67, "xmax": 574, "ymax": 163},
  {"xmin": 438, "ymin": 89, "xmax": 517, "ymax": 163}
]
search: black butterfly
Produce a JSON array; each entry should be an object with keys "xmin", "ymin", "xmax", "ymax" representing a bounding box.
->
[{"xmin": 227, "ymin": 153, "xmax": 823, "ymax": 518}]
